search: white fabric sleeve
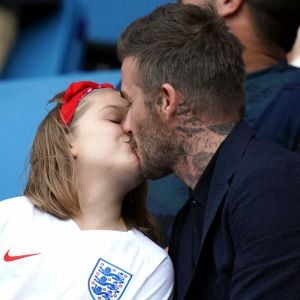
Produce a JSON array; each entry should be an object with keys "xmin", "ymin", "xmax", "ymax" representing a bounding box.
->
[{"xmin": 135, "ymin": 255, "xmax": 174, "ymax": 300}]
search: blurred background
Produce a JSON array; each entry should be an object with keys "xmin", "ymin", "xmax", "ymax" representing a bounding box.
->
[
  {"xmin": 0, "ymin": 0, "xmax": 187, "ymax": 244},
  {"xmin": 0, "ymin": 0, "xmax": 177, "ymax": 79}
]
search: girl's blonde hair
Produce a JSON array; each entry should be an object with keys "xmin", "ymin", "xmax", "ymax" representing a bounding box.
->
[{"xmin": 24, "ymin": 92, "xmax": 161, "ymax": 244}]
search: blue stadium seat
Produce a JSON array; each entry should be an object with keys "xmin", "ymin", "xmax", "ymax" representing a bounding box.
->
[
  {"xmin": 2, "ymin": 0, "xmax": 86, "ymax": 79},
  {"xmin": 77, "ymin": 0, "xmax": 174, "ymax": 45}
]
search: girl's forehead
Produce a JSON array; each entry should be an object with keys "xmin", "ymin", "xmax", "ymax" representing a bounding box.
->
[{"xmin": 87, "ymin": 89, "xmax": 127, "ymax": 108}]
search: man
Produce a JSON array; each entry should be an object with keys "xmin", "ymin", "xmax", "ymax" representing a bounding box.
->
[
  {"xmin": 118, "ymin": 3, "xmax": 300, "ymax": 300},
  {"xmin": 179, "ymin": 0, "xmax": 300, "ymax": 153}
]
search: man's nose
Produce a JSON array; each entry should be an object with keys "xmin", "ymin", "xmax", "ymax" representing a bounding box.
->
[{"xmin": 122, "ymin": 110, "xmax": 132, "ymax": 135}]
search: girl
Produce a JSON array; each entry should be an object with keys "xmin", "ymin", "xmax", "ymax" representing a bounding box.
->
[{"xmin": 0, "ymin": 81, "xmax": 174, "ymax": 300}]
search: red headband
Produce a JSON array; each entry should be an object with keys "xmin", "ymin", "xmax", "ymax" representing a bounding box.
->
[{"xmin": 59, "ymin": 81, "xmax": 115, "ymax": 125}]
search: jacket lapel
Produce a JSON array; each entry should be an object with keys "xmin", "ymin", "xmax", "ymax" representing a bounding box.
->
[
  {"xmin": 183, "ymin": 121, "xmax": 256, "ymax": 299},
  {"xmin": 200, "ymin": 121, "xmax": 255, "ymax": 250}
]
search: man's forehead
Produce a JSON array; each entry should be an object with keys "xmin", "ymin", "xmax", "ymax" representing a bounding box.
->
[
  {"xmin": 122, "ymin": 57, "xmax": 139, "ymax": 75},
  {"xmin": 121, "ymin": 58, "xmax": 140, "ymax": 93},
  {"xmin": 120, "ymin": 81, "xmax": 141, "ymax": 100},
  {"xmin": 120, "ymin": 79, "xmax": 130, "ymax": 95}
]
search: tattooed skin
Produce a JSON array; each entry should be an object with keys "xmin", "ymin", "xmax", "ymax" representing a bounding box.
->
[
  {"xmin": 208, "ymin": 121, "xmax": 236, "ymax": 136},
  {"xmin": 192, "ymin": 152, "xmax": 213, "ymax": 177},
  {"xmin": 173, "ymin": 105, "xmax": 234, "ymax": 188},
  {"xmin": 175, "ymin": 102, "xmax": 206, "ymax": 139},
  {"xmin": 176, "ymin": 126, "xmax": 205, "ymax": 138},
  {"xmin": 192, "ymin": 151, "xmax": 213, "ymax": 167},
  {"xmin": 176, "ymin": 149, "xmax": 215, "ymax": 189},
  {"xmin": 176, "ymin": 108, "xmax": 192, "ymax": 116},
  {"xmin": 183, "ymin": 116, "xmax": 203, "ymax": 126}
]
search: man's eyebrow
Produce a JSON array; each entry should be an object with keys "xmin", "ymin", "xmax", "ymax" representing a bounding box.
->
[{"xmin": 120, "ymin": 90, "xmax": 130, "ymax": 101}]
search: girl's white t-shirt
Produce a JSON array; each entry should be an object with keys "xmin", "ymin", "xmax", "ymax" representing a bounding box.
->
[{"xmin": 0, "ymin": 196, "xmax": 174, "ymax": 300}]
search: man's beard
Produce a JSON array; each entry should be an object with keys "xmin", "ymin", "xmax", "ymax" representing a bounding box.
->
[{"xmin": 131, "ymin": 111, "xmax": 185, "ymax": 179}]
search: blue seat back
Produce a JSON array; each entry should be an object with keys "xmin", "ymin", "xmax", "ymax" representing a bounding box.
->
[
  {"xmin": 2, "ymin": 0, "xmax": 85, "ymax": 79},
  {"xmin": 78, "ymin": 0, "xmax": 174, "ymax": 44}
]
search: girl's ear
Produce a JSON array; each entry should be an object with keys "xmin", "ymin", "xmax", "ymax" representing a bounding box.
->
[
  {"xmin": 69, "ymin": 143, "xmax": 78, "ymax": 159},
  {"xmin": 66, "ymin": 133, "xmax": 78, "ymax": 159}
]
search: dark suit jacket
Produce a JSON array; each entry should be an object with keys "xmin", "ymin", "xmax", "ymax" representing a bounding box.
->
[{"xmin": 169, "ymin": 121, "xmax": 300, "ymax": 300}]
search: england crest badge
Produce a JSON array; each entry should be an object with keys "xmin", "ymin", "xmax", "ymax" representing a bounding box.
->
[{"xmin": 88, "ymin": 258, "xmax": 133, "ymax": 299}]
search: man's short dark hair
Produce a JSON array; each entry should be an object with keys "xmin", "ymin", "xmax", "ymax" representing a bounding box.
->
[
  {"xmin": 247, "ymin": 0, "xmax": 300, "ymax": 52},
  {"xmin": 118, "ymin": 4, "xmax": 245, "ymax": 121}
]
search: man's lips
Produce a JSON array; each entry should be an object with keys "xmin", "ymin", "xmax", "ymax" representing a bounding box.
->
[{"xmin": 122, "ymin": 137, "xmax": 138, "ymax": 153}]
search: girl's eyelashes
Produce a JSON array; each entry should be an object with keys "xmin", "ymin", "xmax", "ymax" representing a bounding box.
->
[
  {"xmin": 109, "ymin": 119, "xmax": 122, "ymax": 124},
  {"xmin": 100, "ymin": 107, "xmax": 126, "ymax": 124}
]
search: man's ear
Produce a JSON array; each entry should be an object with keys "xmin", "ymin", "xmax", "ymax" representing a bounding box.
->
[
  {"xmin": 160, "ymin": 83, "xmax": 179, "ymax": 122},
  {"xmin": 216, "ymin": 0, "xmax": 244, "ymax": 17}
]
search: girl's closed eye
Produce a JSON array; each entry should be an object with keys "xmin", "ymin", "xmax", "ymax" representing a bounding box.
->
[
  {"xmin": 99, "ymin": 105, "xmax": 127, "ymax": 124},
  {"xmin": 106, "ymin": 112, "xmax": 124, "ymax": 124},
  {"xmin": 109, "ymin": 118, "xmax": 122, "ymax": 124}
]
